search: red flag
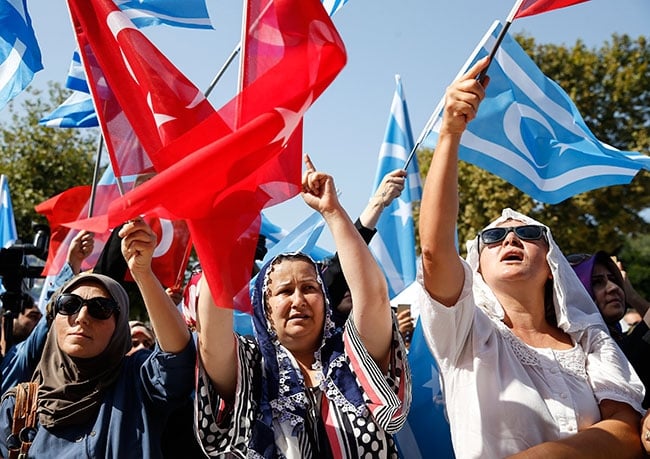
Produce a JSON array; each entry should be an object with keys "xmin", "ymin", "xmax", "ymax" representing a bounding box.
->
[
  {"xmin": 66, "ymin": 0, "xmax": 346, "ymax": 311},
  {"xmin": 36, "ymin": 179, "xmax": 191, "ymax": 289},
  {"xmin": 35, "ymin": 185, "xmax": 93, "ymax": 275},
  {"xmin": 68, "ymin": 0, "xmax": 216, "ymax": 177},
  {"xmin": 514, "ymin": 0, "xmax": 589, "ymax": 18}
]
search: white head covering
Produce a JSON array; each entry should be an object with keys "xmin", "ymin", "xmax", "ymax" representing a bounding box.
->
[{"xmin": 465, "ymin": 208, "xmax": 607, "ymax": 335}]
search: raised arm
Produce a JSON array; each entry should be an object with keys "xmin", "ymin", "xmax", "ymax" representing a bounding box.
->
[
  {"xmin": 195, "ymin": 274, "xmax": 237, "ymax": 404},
  {"xmin": 359, "ymin": 168, "xmax": 406, "ymax": 230},
  {"xmin": 419, "ymin": 58, "xmax": 488, "ymax": 306},
  {"xmin": 119, "ymin": 218, "xmax": 190, "ymax": 353},
  {"xmin": 301, "ymin": 155, "xmax": 392, "ymax": 369}
]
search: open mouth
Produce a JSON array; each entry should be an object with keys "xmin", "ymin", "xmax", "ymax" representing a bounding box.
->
[{"xmin": 501, "ymin": 251, "xmax": 523, "ymax": 262}]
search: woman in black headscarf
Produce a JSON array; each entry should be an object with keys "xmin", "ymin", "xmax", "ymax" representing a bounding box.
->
[{"xmin": 0, "ymin": 219, "xmax": 195, "ymax": 458}]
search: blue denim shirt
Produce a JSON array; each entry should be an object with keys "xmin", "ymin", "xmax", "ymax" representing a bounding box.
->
[{"xmin": 0, "ymin": 340, "xmax": 195, "ymax": 458}]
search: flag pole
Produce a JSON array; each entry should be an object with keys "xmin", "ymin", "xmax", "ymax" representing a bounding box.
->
[
  {"xmin": 404, "ymin": 0, "xmax": 525, "ymax": 170},
  {"xmin": 476, "ymin": 0, "xmax": 524, "ymax": 83},
  {"xmin": 87, "ymin": 134, "xmax": 104, "ymax": 218},
  {"xmin": 204, "ymin": 42, "xmax": 241, "ymax": 98}
]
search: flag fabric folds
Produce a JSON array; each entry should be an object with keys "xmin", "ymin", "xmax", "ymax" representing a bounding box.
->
[
  {"xmin": 43, "ymin": 0, "xmax": 214, "ymax": 129},
  {"xmin": 424, "ymin": 21, "xmax": 649, "ymax": 204},
  {"xmin": 261, "ymin": 213, "xmax": 332, "ymax": 261},
  {"xmin": 40, "ymin": 90, "xmax": 98, "ymax": 127},
  {"xmin": 514, "ymin": 0, "xmax": 590, "ymax": 19},
  {"xmin": 0, "ymin": 0, "xmax": 43, "ymax": 111},
  {"xmin": 369, "ymin": 75, "xmax": 421, "ymax": 298},
  {"xmin": 69, "ymin": 0, "xmax": 216, "ymax": 178},
  {"xmin": 0, "ymin": 175, "xmax": 18, "ymax": 248},
  {"xmin": 65, "ymin": 0, "xmax": 346, "ymax": 311},
  {"xmin": 112, "ymin": 0, "xmax": 213, "ymax": 29},
  {"xmin": 35, "ymin": 167, "xmax": 192, "ymax": 289},
  {"xmin": 394, "ymin": 322, "xmax": 454, "ymax": 458}
]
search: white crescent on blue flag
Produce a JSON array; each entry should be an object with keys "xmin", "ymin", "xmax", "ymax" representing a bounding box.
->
[
  {"xmin": 369, "ymin": 75, "xmax": 421, "ymax": 299},
  {"xmin": 395, "ymin": 321, "xmax": 454, "ymax": 458},
  {"xmin": 424, "ymin": 20, "xmax": 650, "ymax": 204},
  {"xmin": 0, "ymin": 175, "xmax": 17, "ymax": 248},
  {"xmin": 113, "ymin": 0, "xmax": 213, "ymax": 29},
  {"xmin": 0, "ymin": 0, "xmax": 43, "ymax": 111}
]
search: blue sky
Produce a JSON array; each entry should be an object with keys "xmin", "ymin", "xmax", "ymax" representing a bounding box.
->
[{"xmin": 6, "ymin": 0, "xmax": 650, "ymax": 250}]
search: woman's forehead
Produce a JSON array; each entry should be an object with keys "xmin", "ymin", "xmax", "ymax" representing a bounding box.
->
[
  {"xmin": 494, "ymin": 218, "xmax": 525, "ymax": 228},
  {"xmin": 70, "ymin": 281, "xmax": 110, "ymax": 297},
  {"xmin": 271, "ymin": 258, "xmax": 317, "ymax": 278}
]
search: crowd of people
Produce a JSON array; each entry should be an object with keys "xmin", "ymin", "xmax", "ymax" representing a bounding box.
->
[{"xmin": 0, "ymin": 57, "xmax": 648, "ymax": 459}]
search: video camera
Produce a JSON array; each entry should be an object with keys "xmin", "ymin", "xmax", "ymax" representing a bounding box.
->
[{"xmin": 0, "ymin": 224, "xmax": 49, "ymax": 352}]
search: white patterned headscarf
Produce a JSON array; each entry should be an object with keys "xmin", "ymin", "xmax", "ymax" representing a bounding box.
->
[{"xmin": 465, "ymin": 208, "xmax": 607, "ymax": 335}]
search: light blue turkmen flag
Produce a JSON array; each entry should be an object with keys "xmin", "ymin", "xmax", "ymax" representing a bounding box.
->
[
  {"xmin": 113, "ymin": 0, "xmax": 213, "ymax": 29},
  {"xmin": 40, "ymin": 90, "xmax": 98, "ymax": 128},
  {"xmin": 395, "ymin": 321, "xmax": 454, "ymax": 458},
  {"xmin": 369, "ymin": 75, "xmax": 421, "ymax": 299},
  {"xmin": 0, "ymin": 0, "xmax": 43, "ymax": 111},
  {"xmin": 260, "ymin": 212, "xmax": 332, "ymax": 262},
  {"xmin": 261, "ymin": 211, "xmax": 332, "ymax": 265},
  {"xmin": 424, "ymin": 20, "xmax": 650, "ymax": 204},
  {"xmin": 0, "ymin": 175, "xmax": 17, "ymax": 248}
]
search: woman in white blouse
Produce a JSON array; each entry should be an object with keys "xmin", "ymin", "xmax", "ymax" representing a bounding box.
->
[{"xmin": 417, "ymin": 57, "xmax": 645, "ymax": 458}]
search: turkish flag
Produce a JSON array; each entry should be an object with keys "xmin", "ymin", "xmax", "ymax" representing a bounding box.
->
[
  {"xmin": 514, "ymin": 0, "xmax": 589, "ymax": 18},
  {"xmin": 36, "ymin": 179, "xmax": 191, "ymax": 289},
  {"xmin": 65, "ymin": 0, "xmax": 346, "ymax": 311},
  {"xmin": 68, "ymin": 0, "xmax": 216, "ymax": 177}
]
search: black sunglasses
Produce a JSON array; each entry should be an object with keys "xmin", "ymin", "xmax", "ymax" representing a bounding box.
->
[
  {"xmin": 55, "ymin": 293, "xmax": 120, "ymax": 320},
  {"xmin": 478, "ymin": 225, "xmax": 547, "ymax": 246}
]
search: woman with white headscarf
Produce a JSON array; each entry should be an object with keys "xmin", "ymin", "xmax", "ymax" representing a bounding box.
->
[{"xmin": 416, "ymin": 57, "xmax": 645, "ymax": 458}]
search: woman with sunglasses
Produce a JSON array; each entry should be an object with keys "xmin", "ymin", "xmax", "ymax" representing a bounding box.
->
[
  {"xmin": 0, "ymin": 219, "xmax": 195, "ymax": 458},
  {"xmin": 416, "ymin": 58, "xmax": 644, "ymax": 458}
]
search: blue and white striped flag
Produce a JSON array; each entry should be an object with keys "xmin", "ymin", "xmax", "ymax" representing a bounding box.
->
[
  {"xmin": 321, "ymin": 0, "xmax": 349, "ymax": 16},
  {"xmin": 65, "ymin": 50, "xmax": 89, "ymax": 93},
  {"xmin": 369, "ymin": 75, "xmax": 421, "ymax": 299},
  {"xmin": 424, "ymin": 20, "xmax": 650, "ymax": 204},
  {"xmin": 0, "ymin": 0, "xmax": 42, "ymax": 111},
  {"xmin": 0, "ymin": 175, "xmax": 17, "ymax": 248},
  {"xmin": 40, "ymin": 90, "xmax": 98, "ymax": 128},
  {"xmin": 113, "ymin": 0, "xmax": 213, "ymax": 29}
]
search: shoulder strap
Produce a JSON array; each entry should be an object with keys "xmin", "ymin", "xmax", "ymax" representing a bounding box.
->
[{"xmin": 7, "ymin": 382, "xmax": 38, "ymax": 459}]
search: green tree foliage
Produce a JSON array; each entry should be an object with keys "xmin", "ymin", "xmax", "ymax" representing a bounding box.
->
[
  {"xmin": 0, "ymin": 83, "xmax": 97, "ymax": 242},
  {"xmin": 416, "ymin": 33, "xmax": 650, "ymax": 297}
]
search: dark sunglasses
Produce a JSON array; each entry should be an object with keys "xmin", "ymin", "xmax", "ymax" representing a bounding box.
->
[
  {"xmin": 478, "ymin": 225, "xmax": 547, "ymax": 246},
  {"xmin": 55, "ymin": 293, "xmax": 120, "ymax": 320}
]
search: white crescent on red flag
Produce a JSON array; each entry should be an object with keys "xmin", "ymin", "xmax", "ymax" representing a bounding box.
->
[{"xmin": 65, "ymin": 0, "xmax": 347, "ymax": 311}]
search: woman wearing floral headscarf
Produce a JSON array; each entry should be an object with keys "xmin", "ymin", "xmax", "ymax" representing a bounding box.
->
[
  {"xmin": 194, "ymin": 157, "xmax": 411, "ymax": 458},
  {"xmin": 416, "ymin": 58, "xmax": 644, "ymax": 458},
  {"xmin": 0, "ymin": 219, "xmax": 195, "ymax": 458}
]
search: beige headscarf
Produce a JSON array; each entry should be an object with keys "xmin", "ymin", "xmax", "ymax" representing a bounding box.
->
[{"xmin": 33, "ymin": 273, "xmax": 131, "ymax": 428}]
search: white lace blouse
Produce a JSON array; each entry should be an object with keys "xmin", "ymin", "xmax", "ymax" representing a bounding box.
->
[{"xmin": 417, "ymin": 260, "xmax": 645, "ymax": 459}]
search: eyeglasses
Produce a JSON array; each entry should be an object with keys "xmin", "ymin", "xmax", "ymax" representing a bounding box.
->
[
  {"xmin": 566, "ymin": 253, "xmax": 592, "ymax": 266},
  {"xmin": 478, "ymin": 225, "xmax": 547, "ymax": 246},
  {"xmin": 55, "ymin": 293, "xmax": 120, "ymax": 320}
]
